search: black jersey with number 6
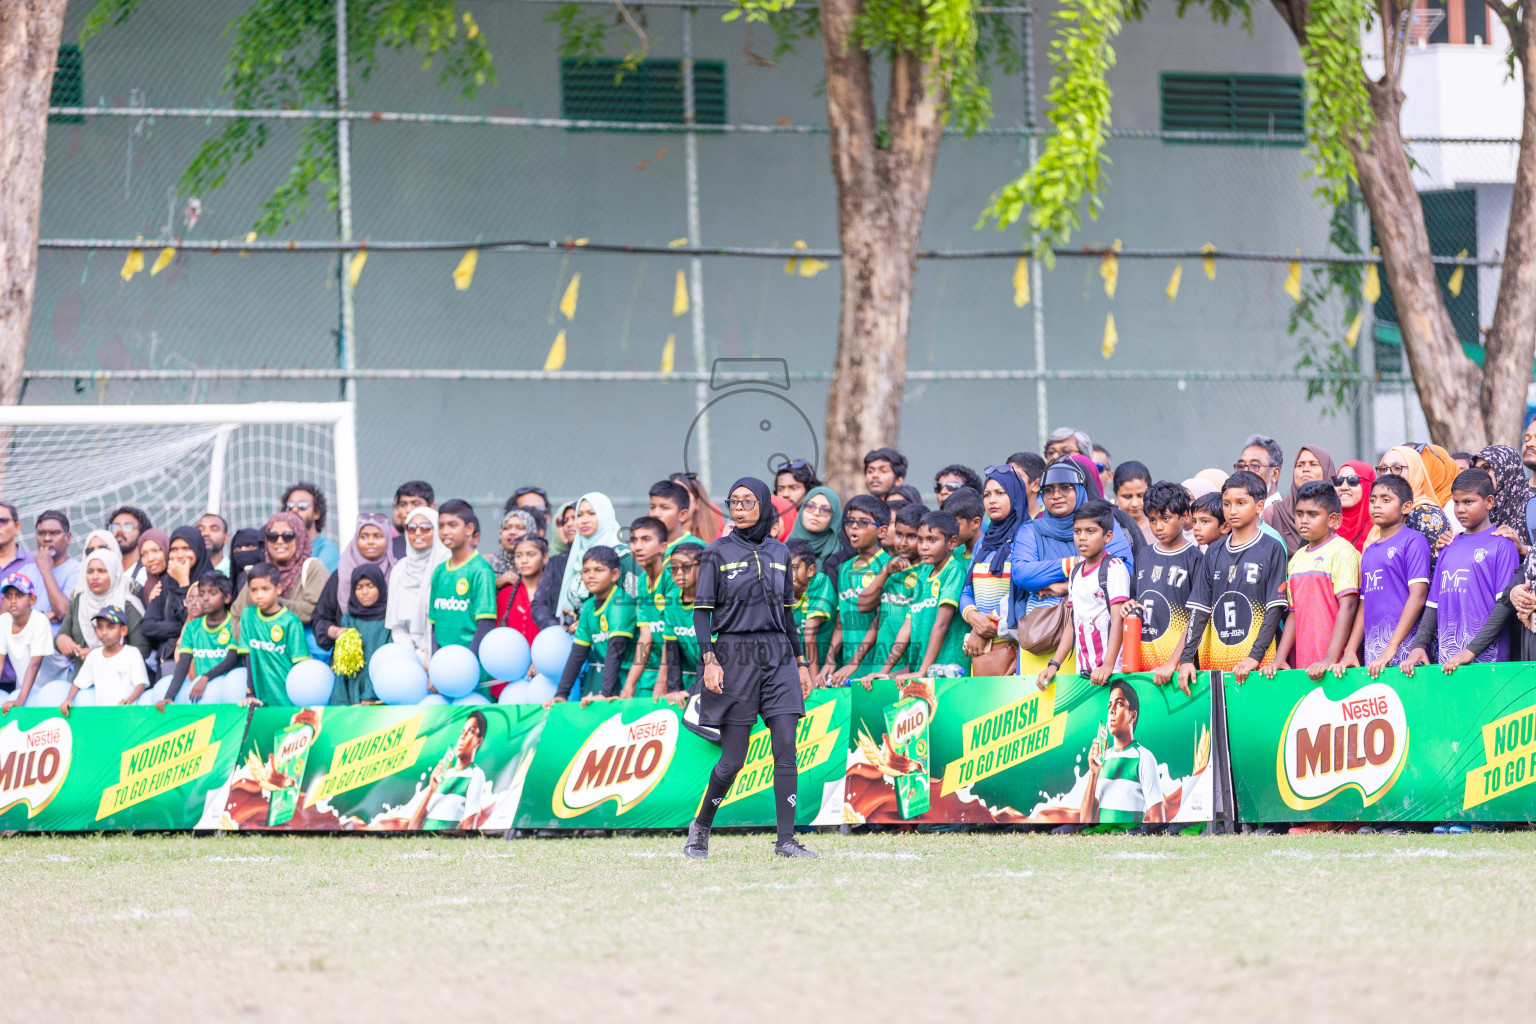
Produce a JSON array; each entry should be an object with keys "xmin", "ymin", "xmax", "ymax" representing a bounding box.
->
[
  {"xmin": 1133, "ymin": 542, "xmax": 1203, "ymax": 668},
  {"xmin": 1186, "ymin": 533, "xmax": 1290, "ymax": 671}
]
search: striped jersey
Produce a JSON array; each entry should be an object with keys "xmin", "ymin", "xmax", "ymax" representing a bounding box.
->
[
  {"xmin": 1095, "ymin": 742, "xmax": 1161, "ymax": 824},
  {"xmin": 423, "ymin": 763, "xmax": 486, "ymax": 830},
  {"xmin": 1067, "ymin": 556, "xmax": 1131, "ymax": 676}
]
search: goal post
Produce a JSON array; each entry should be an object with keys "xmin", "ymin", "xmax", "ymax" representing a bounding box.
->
[{"xmin": 0, "ymin": 402, "xmax": 358, "ymax": 543}]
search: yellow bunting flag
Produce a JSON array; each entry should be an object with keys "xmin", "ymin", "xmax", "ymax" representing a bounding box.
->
[
  {"xmin": 798, "ymin": 255, "xmax": 828, "ymax": 278},
  {"xmin": 347, "ymin": 250, "xmax": 367, "ymax": 288},
  {"xmin": 1100, "ymin": 239, "xmax": 1121, "ymax": 298},
  {"xmin": 1283, "ymin": 259, "xmax": 1302, "ymax": 302},
  {"xmin": 1013, "ymin": 256, "xmax": 1030, "ymax": 307},
  {"xmin": 661, "ymin": 334, "xmax": 675, "ymax": 373},
  {"xmin": 150, "ymin": 247, "xmax": 175, "ymax": 276},
  {"xmin": 668, "ymin": 238, "xmax": 689, "ymax": 248},
  {"xmin": 453, "ymin": 249, "xmax": 478, "ymax": 291},
  {"xmin": 573, "ymin": 238, "xmax": 589, "ymax": 247},
  {"xmin": 1201, "ymin": 243, "xmax": 1217, "ymax": 280},
  {"xmin": 673, "ymin": 270, "xmax": 689, "ymax": 316},
  {"xmin": 1101, "ymin": 312, "xmax": 1118, "ymax": 359},
  {"xmin": 120, "ymin": 248, "xmax": 144, "ymax": 282},
  {"xmin": 1363, "ymin": 249, "xmax": 1381, "ymax": 303},
  {"xmin": 1447, "ymin": 249, "xmax": 1469, "ymax": 297},
  {"xmin": 785, "ymin": 239, "xmax": 807, "ymax": 275},
  {"xmin": 544, "ymin": 330, "xmax": 567, "ymax": 371},
  {"xmin": 1344, "ymin": 310, "xmax": 1363, "ymax": 348},
  {"xmin": 560, "ymin": 272, "xmax": 581, "ymax": 320},
  {"xmin": 240, "ymin": 230, "xmax": 257, "ymax": 257},
  {"xmin": 1166, "ymin": 263, "xmax": 1182, "ymax": 303}
]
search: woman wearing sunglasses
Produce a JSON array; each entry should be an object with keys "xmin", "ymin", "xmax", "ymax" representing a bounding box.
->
[
  {"xmin": 386, "ymin": 506, "xmax": 451, "ymax": 664},
  {"xmin": 1332, "ymin": 462, "xmax": 1376, "ymax": 552},
  {"xmin": 230, "ymin": 510, "xmax": 330, "ymax": 627}
]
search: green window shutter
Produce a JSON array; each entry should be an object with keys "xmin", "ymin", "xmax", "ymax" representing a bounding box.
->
[
  {"xmin": 50, "ymin": 45, "xmax": 82, "ymax": 125},
  {"xmin": 1160, "ymin": 73, "xmax": 1304, "ymax": 144},
  {"xmin": 560, "ymin": 59, "xmax": 726, "ymax": 126},
  {"xmin": 1370, "ymin": 189, "xmax": 1481, "ymax": 357}
]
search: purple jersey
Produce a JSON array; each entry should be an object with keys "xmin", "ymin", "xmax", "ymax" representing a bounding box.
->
[
  {"xmin": 1359, "ymin": 527, "xmax": 1431, "ymax": 666},
  {"xmin": 1427, "ymin": 528, "xmax": 1520, "ymax": 663}
]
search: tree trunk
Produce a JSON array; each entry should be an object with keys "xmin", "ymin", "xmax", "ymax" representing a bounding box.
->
[
  {"xmin": 1348, "ymin": 80, "xmax": 1486, "ymax": 449},
  {"xmin": 1480, "ymin": 20, "xmax": 1536, "ymax": 447},
  {"xmin": 819, "ymin": 0, "xmax": 945, "ymax": 497},
  {"xmin": 0, "ymin": 0, "xmax": 67, "ymax": 407}
]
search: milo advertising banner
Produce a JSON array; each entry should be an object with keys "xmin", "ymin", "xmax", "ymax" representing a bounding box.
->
[
  {"xmin": 0, "ymin": 706, "xmax": 247, "ymax": 830},
  {"xmin": 513, "ymin": 691, "xmax": 848, "ymax": 829},
  {"xmin": 1225, "ymin": 663, "xmax": 1536, "ymax": 822},
  {"xmin": 203, "ymin": 705, "xmax": 545, "ymax": 831},
  {"xmin": 846, "ymin": 675, "xmax": 1214, "ymax": 825}
]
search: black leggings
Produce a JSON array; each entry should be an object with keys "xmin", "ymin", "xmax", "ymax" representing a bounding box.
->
[{"xmin": 695, "ymin": 714, "xmax": 800, "ymax": 843}]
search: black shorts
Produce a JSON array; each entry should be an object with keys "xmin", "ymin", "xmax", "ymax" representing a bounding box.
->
[{"xmin": 699, "ymin": 632, "xmax": 804, "ymax": 727}]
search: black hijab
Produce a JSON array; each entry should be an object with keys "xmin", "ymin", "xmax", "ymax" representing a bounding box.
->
[
  {"xmin": 230, "ymin": 528, "xmax": 263, "ymax": 586},
  {"xmin": 727, "ymin": 477, "xmax": 778, "ymax": 545},
  {"xmin": 347, "ymin": 563, "xmax": 389, "ymax": 622},
  {"xmin": 163, "ymin": 526, "xmax": 211, "ymax": 608},
  {"xmin": 976, "ymin": 466, "xmax": 1028, "ymax": 574}
]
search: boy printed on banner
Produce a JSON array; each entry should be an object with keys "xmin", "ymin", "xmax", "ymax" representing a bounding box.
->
[
  {"xmin": 786, "ymin": 540, "xmax": 835, "ymax": 682},
  {"xmin": 0, "ymin": 574, "xmax": 57, "ymax": 712},
  {"xmin": 62, "ymin": 605, "xmax": 150, "ymax": 712},
  {"xmin": 1340, "ymin": 474, "xmax": 1431, "ymax": 676},
  {"xmin": 856, "ymin": 502, "xmax": 928, "ymax": 684},
  {"xmin": 824, "ymin": 495, "xmax": 891, "ymax": 685},
  {"xmin": 889, "ymin": 509, "xmax": 971, "ymax": 680},
  {"xmin": 546, "ymin": 546, "xmax": 636, "ymax": 706},
  {"xmin": 1263, "ymin": 482, "xmax": 1360, "ymax": 681},
  {"xmin": 1179, "ymin": 472, "xmax": 1290, "ymax": 689},
  {"xmin": 1133, "ymin": 482, "xmax": 1203, "ymax": 692},
  {"xmin": 658, "ymin": 542, "xmax": 706, "ymax": 704},
  {"xmin": 1036, "ymin": 500, "xmax": 1132, "ymax": 691},
  {"xmin": 1404, "ymin": 469, "xmax": 1521, "ymax": 671}
]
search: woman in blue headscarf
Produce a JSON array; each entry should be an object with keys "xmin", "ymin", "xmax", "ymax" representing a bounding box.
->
[
  {"xmin": 959, "ymin": 467, "xmax": 1032, "ymax": 675},
  {"xmin": 1012, "ymin": 456, "xmax": 1135, "ymax": 675}
]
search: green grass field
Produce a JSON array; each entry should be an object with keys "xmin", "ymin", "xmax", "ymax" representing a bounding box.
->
[{"xmin": 8, "ymin": 829, "xmax": 1535, "ymax": 1022}]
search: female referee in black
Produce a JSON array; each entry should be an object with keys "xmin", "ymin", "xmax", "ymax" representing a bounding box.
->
[{"xmin": 683, "ymin": 476, "xmax": 816, "ymax": 859}]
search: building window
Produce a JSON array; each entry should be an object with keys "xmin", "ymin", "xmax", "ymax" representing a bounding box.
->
[
  {"xmin": 50, "ymin": 45, "xmax": 82, "ymax": 124},
  {"xmin": 1372, "ymin": 189, "xmax": 1481, "ymax": 367},
  {"xmin": 1159, "ymin": 73, "xmax": 1304, "ymax": 142},
  {"xmin": 560, "ymin": 59, "xmax": 726, "ymax": 125}
]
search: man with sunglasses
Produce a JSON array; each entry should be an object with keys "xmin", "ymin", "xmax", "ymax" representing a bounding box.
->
[
  {"xmin": 107, "ymin": 505, "xmax": 153, "ymax": 591},
  {"xmin": 509, "ymin": 485, "xmax": 551, "ymax": 515},
  {"xmin": 281, "ymin": 482, "xmax": 339, "ymax": 572},
  {"xmin": 1234, "ymin": 434, "xmax": 1286, "ymax": 510}
]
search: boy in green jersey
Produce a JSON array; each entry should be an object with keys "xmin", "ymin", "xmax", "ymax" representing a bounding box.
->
[
  {"xmin": 826, "ymin": 494, "xmax": 892, "ymax": 685},
  {"xmin": 622, "ymin": 516, "xmax": 669, "ymax": 698},
  {"xmin": 787, "ymin": 540, "xmax": 835, "ymax": 678},
  {"xmin": 649, "ymin": 480, "xmax": 705, "ymax": 554},
  {"xmin": 547, "ymin": 547, "xmax": 637, "ymax": 705},
  {"xmin": 228, "ymin": 563, "xmax": 309, "ymax": 706},
  {"xmin": 894, "ymin": 509, "xmax": 970, "ymax": 679},
  {"xmin": 163, "ymin": 572, "xmax": 236, "ymax": 707},
  {"xmin": 428, "ymin": 500, "xmax": 498, "ymax": 657},
  {"xmin": 657, "ymin": 542, "xmax": 706, "ymax": 704},
  {"xmin": 859, "ymin": 502, "xmax": 927, "ymax": 681},
  {"xmin": 939, "ymin": 486, "xmax": 984, "ymax": 563}
]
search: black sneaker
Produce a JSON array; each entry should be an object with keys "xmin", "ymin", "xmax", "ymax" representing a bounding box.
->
[
  {"xmin": 773, "ymin": 837, "xmax": 819, "ymax": 858},
  {"xmin": 683, "ymin": 821, "xmax": 710, "ymax": 859}
]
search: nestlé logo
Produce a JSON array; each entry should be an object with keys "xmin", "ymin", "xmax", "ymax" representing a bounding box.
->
[
  {"xmin": 1279, "ymin": 682, "xmax": 1408, "ymax": 810},
  {"xmin": 0, "ymin": 717, "xmax": 73, "ymax": 817},
  {"xmin": 553, "ymin": 709, "xmax": 678, "ymax": 818}
]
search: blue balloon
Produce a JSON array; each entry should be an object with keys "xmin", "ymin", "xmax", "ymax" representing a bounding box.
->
[
  {"xmin": 479, "ymin": 627, "xmax": 532, "ymax": 681},
  {"xmin": 286, "ymin": 660, "xmax": 336, "ymax": 707},
  {"xmin": 429, "ymin": 644, "xmax": 481, "ymax": 699},
  {"xmin": 527, "ymin": 672, "xmax": 557, "ymax": 704},
  {"xmin": 496, "ymin": 679, "xmax": 532, "ymax": 705},
  {"xmin": 202, "ymin": 669, "xmax": 250, "ymax": 704},
  {"xmin": 370, "ymin": 643, "xmax": 429, "ymax": 705},
  {"xmin": 531, "ymin": 627, "xmax": 574, "ymax": 679},
  {"xmin": 418, "ymin": 693, "xmax": 450, "ymax": 706},
  {"xmin": 129, "ymin": 677, "xmax": 172, "ymax": 707},
  {"xmin": 451, "ymin": 692, "xmax": 490, "ymax": 706},
  {"xmin": 69, "ymin": 685, "xmax": 97, "ymax": 707}
]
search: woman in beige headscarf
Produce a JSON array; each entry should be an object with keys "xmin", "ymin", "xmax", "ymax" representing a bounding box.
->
[{"xmin": 1364, "ymin": 445, "xmax": 1452, "ymax": 551}]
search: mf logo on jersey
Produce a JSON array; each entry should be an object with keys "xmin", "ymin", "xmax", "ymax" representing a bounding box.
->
[
  {"xmin": 1278, "ymin": 682, "xmax": 1408, "ymax": 810},
  {"xmin": 552, "ymin": 709, "xmax": 679, "ymax": 818},
  {"xmin": 0, "ymin": 717, "xmax": 72, "ymax": 817}
]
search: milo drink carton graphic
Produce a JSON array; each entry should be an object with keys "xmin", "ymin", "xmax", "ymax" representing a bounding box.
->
[
  {"xmin": 267, "ymin": 708, "xmax": 323, "ymax": 827},
  {"xmin": 884, "ymin": 696, "xmax": 931, "ymax": 819}
]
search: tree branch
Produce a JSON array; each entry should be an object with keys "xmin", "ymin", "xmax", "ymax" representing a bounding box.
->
[{"xmin": 1269, "ymin": 0, "xmax": 1310, "ymax": 45}]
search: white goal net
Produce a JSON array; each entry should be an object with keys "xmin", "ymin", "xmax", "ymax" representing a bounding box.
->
[{"xmin": 0, "ymin": 403, "xmax": 358, "ymax": 542}]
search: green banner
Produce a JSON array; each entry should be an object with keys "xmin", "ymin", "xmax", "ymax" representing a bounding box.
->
[
  {"xmin": 847, "ymin": 675, "xmax": 1213, "ymax": 826},
  {"xmin": 513, "ymin": 691, "xmax": 848, "ymax": 829},
  {"xmin": 208, "ymin": 705, "xmax": 545, "ymax": 831},
  {"xmin": 0, "ymin": 706, "xmax": 247, "ymax": 830},
  {"xmin": 1225, "ymin": 663, "xmax": 1536, "ymax": 822}
]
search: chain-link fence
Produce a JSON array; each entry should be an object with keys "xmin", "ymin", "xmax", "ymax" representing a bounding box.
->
[{"xmin": 25, "ymin": 0, "xmax": 1516, "ymax": 528}]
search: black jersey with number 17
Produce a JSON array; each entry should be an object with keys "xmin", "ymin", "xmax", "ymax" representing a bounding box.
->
[
  {"xmin": 1186, "ymin": 533, "xmax": 1290, "ymax": 671},
  {"xmin": 1133, "ymin": 542, "xmax": 1203, "ymax": 669}
]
